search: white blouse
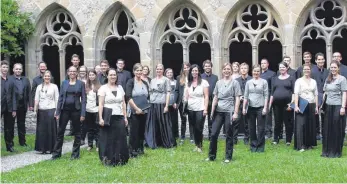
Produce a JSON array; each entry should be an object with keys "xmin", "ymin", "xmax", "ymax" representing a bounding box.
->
[
  {"xmin": 86, "ymin": 90, "xmax": 98, "ymax": 113},
  {"xmin": 35, "ymin": 83, "xmax": 59, "ymax": 110},
  {"xmin": 98, "ymin": 85, "xmax": 124, "ymax": 115},
  {"xmin": 185, "ymin": 79, "xmax": 209, "ymax": 111},
  {"xmin": 294, "ymin": 78, "xmax": 318, "ymax": 103}
]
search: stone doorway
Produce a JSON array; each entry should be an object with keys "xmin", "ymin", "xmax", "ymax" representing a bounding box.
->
[
  {"xmin": 42, "ymin": 44, "xmax": 60, "ymax": 85},
  {"xmin": 162, "ymin": 35, "xmax": 183, "ymax": 78},
  {"xmin": 189, "ymin": 34, "xmax": 211, "ymax": 72}
]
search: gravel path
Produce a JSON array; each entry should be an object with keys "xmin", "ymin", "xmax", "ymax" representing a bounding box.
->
[{"xmin": 1, "ymin": 141, "xmax": 87, "ymax": 173}]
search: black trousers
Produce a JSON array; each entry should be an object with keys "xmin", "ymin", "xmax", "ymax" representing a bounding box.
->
[
  {"xmin": 207, "ymin": 101, "xmax": 213, "ymax": 139},
  {"xmin": 82, "ymin": 112, "xmax": 98, "ymax": 148},
  {"xmin": 16, "ymin": 106, "xmax": 27, "ymax": 145},
  {"xmin": 169, "ymin": 106, "xmax": 179, "ymax": 139},
  {"xmin": 209, "ymin": 112, "xmax": 233, "ymax": 160},
  {"xmin": 129, "ymin": 113, "xmax": 147, "ymax": 156},
  {"xmin": 188, "ymin": 110, "xmax": 205, "ymax": 148},
  {"xmin": 178, "ymin": 103, "xmax": 193, "ymax": 140},
  {"xmin": 316, "ymin": 113, "xmax": 324, "ymax": 137},
  {"xmin": 2, "ymin": 111, "xmax": 14, "ymax": 149},
  {"xmin": 233, "ymin": 107, "xmax": 249, "ymax": 142},
  {"xmin": 247, "ymin": 106, "xmax": 266, "ymax": 152},
  {"xmin": 265, "ymin": 106, "xmax": 273, "ymax": 137},
  {"xmin": 52, "ymin": 110, "xmax": 81, "ymax": 158},
  {"xmin": 273, "ymin": 103, "xmax": 293, "ymax": 143}
]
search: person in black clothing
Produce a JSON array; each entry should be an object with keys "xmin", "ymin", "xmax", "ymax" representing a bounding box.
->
[
  {"xmin": 165, "ymin": 68, "xmax": 179, "ymax": 139},
  {"xmin": 277, "ymin": 56, "xmax": 296, "ymax": 80},
  {"xmin": 51, "ymin": 66, "xmax": 86, "ymax": 160},
  {"xmin": 116, "ymin": 59, "xmax": 132, "ymax": 91},
  {"xmin": 126, "ymin": 63, "xmax": 150, "ymax": 157},
  {"xmin": 1, "ymin": 60, "xmax": 14, "ymax": 152},
  {"xmin": 296, "ymin": 51, "xmax": 314, "ymax": 79},
  {"xmin": 98, "ymin": 60, "xmax": 109, "ymax": 85},
  {"xmin": 269, "ymin": 62, "xmax": 295, "ymax": 145},
  {"xmin": 201, "ymin": 60, "xmax": 218, "ymax": 140},
  {"xmin": 234, "ymin": 63, "xmax": 252, "ymax": 145},
  {"xmin": 7, "ymin": 63, "xmax": 33, "ymax": 147},
  {"xmin": 311, "ymin": 53, "xmax": 328, "ymax": 140},
  {"xmin": 175, "ymin": 62, "xmax": 194, "ymax": 144},
  {"xmin": 333, "ymin": 52, "xmax": 347, "ymax": 78},
  {"xmin": 260, "ymin": 58, "xmax": 276, "ymax": 138},
  {"xmin": 31, "ymin": 62, "xmax": 55, "ymax": 106},
  {"xmin": 65, "ymin": 54, "xmax": 81, "ymax": 80}
]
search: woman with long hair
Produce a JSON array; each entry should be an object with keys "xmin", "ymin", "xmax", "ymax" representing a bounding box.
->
[
  {"xmin": 165, "ymin": 68, "xmax": 179, "ymax": 139},
  {"xmin": 207, "ymin": 63, "xmax": 241, "ymax": 163},
  {"xmin": 34, "ymin": 70, "xmax": 59, "ymax": 154},
  {"xmin": 231, "ymin": 62, "xmax": 240, "ymax": 80},
  {"xmin": 242, "ymin": 64, "xmax": 268, "ymax": 152},
  {"xmin": 82, "ymin": 69, "xmax": 101, "ymax": 151},
  {"xmin": 322, "ymin": 61, "xmax": 347, "ymax": 158},
  {"xmin": 294, "ymin": 63, "xmax": 318, "ymax": 152},
  {"xmin": 98, "ymin": 68, "xmax": 129, "ymax": 166},
  {"xmin": 175, "ymin": 62, "xmax": 194, "ymax": 144},
  {"xmin": 145, "ymin": 64, "xmax": 176, "ymax": 149},
  {"xmin": 268, "ymin": 62, "xmax": 295, "ymax": 145},
  {"xmin": 126, "ymin": 63, "xmax": 150, "ymax": 157},
  {"xmin": 184, "ymin": 64, "xmax": 209, "ymax": 153}
]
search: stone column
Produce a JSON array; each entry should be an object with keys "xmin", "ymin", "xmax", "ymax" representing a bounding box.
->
[
  {"xmin": 326, "ymin": 43, "xmax": 332, "ymax": 67},
  {"xmin": 59, "ymin": 49, "xmax": 66, "ymax": 82},
  {"xmin": 252, "ymin": 45, "xmax": 258, "ymax": 65}
]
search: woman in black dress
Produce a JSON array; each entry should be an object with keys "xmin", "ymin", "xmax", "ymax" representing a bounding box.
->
[
  {"xmin": 34, "ymin": 70, "xmax": 59, "ymax": 154},
  {"xmin": 98, "ymin": 68, "xmax": 129, "ymax": 166},
  {"xmin": 268, "ymin": 62, "xmax": 295, "ymax": 145},
  {"xmin": 145, "ymin": 64, "xmax": 176, "ymax": 149},
  {"xmin": 322, "ymin": 61, "xmax": 347, "ymax": 158},
  {"xmin": 165, "ymin": 68, "xmax": 179, "ymax": 139},
  {"xmin": 294, "ymin": 63, "xmax": 318, "ymax": 152},
  {"xmin": 126, "ymin": 63, "xmax": 150, "ymax": 157}
]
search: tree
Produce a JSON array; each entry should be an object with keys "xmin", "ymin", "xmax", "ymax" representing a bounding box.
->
[{"xmin": 1, "ymin": 0, "xmax": 34, "ymax": 58}]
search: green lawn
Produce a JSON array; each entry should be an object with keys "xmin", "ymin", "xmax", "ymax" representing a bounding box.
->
[
  {"xmin": 1, "ymin": 134, "xmax": 73, "ymax": 157},
  {"xmin": 1, "ymin": 140, "xmax": 347, "ymax": 183}
]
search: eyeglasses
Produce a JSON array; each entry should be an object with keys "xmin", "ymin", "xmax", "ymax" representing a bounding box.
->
[{"xmin": 69, "ymin": 71, "xmax": 77, "ymax": 73}]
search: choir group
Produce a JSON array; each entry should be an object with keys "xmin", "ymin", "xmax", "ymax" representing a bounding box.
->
[{"xmin": 1, "ymin": 51, "xmax": 346, "ymax": 166}]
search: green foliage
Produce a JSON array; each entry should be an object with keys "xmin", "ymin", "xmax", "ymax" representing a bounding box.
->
[
  {"xmin": 1, "ymin": 0, "xmax": 34, "ymax": 57},
  {"xmin": 2, "ymin": 140, "xmax": 347, "ymax": 182}
]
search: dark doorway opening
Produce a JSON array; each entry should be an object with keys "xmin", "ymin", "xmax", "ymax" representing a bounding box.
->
[
  {"xmin": 189, "ymin": 35, "xmax": 211, "ymax": 72},
  {"xmin": 258, "ymin": 32, "xmax": 283, "ymax": 72},
  {"xmin": 43, "ymin": 45, "xmax": 60, "ymax": 85},
  {"xmin": 105, "ymin": 38, "xmax": 140, "ymax": 73},
  {"xmin": 162, "ymin": 36, "xmax": 183, "ymax": 78},
  {"xmin": 65, "ymin": 38, "xmax": 84, "ymax": 71},
  {"xmin": 9, "ymin": 45, "xmax": 26, "ymax": 76},
  {"xmin": 229, "ymin": 39, "xmax": 252, "ymax": 74},
  {"xmin": 302, "ymin": 30, "xmax": 326, "ymax": 67},
  {"xmin": 333, "ymin": 28, "xmax": 347, "ymax": 65}
]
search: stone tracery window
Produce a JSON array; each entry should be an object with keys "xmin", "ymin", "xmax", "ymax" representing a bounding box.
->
[
  {"xmin": 153, "ymin": 4, "xmax": 212, "ymax": 75},
  {"xmin": 222, "ymin": 2, "xmax": 283, "ymax": 71},
  {"xmin": 298, "ymin": 0, "xmax": 347, "ymax": 66}
]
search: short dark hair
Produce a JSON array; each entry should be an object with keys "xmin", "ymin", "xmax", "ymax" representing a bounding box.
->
[
  {"xmin": 202, "ymin": 60, "xmax": 213, "ymax": 67},
  {"xmin": 283, "ymin": 56, "xmax": 291, "ymax": 60},
  {"xmin": 100, "ymin": 60, "xmax": 109, "ymax": 66},
  {"xmin": 37, "ymin": 61, "xmax": 47, "ymax": 67},
  {"xmin": 117, "ymin": 59, "xmax": 125, "ymax": 64},
  {"xmin": 315, "ymin": 52, "xmax": 325, "ymax": 60},
  {"xmin": 303, "ymin": 51, "xmax": 312, "ymax": 57},
  {"xmin": 71, "ymin": 54, "xmax": 80, "ymax": 60},
  {"xmin": 260, "ymin": 58, "xmax": 269, "ymax": 63},
  {"xmin": 1, "ymin": 60, "xmax": 9, "ymax": 66}
]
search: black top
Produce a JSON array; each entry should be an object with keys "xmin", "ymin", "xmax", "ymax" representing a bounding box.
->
[
  {"xmin": 117, "ymin": 69, "xmax": 132, "ymax": 91},
  {"xmin": 1, "ymin": 76, "xmax": 8, "ymax": 112},
  {"xmin": 260, "ymin": 69, "xmax": 276, "ymax": 97},
  {"xmin": 98, "ymin": 73, "xmax": 107, "ymax": 85},
  {"xmin": 64, "ymin": 84, "xmax": 77, "ymax": 111},
  {"xmin": 201, "ymin": 73, "xmax": 218, "ymax": 98},
  {"xmin": 271, "ymin": 76, "xmax": 295, "ymax": 104},
  {"xmin": 340, "ymin": 63, "xmax": 347, "ymax": 79},
  {"xmin": 311, "ymin": 65, "xmax": 328, "ymax": 94},
  {"xmin": 277, "ymin": 68, "xmax": 296, "ymax": 80}
]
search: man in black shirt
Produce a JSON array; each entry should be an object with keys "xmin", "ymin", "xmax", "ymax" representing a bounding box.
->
[
  {"xmin": 97, "ymin": 60, "xmax": 109, "ymax": 85},
  {"xmin": 235, "ymin": 63, "xmax": 252, "ymax": 145},
  {"xmin": 312, "ymin": 53, "xmax": 328, "ymax": 140},
  {"xmin": 31, "ymin": 61, "xmax": 54, "ymax": 107},
  {"xmin": 7, "ymin": 63, "xmax": 32, "ymax": 147},
  {"xmin": 201, "ymin": 60, "xmax": 218, "ymax": 140},
  {"xmin": 1, "ymin": 60, "xmax": 14, "ymax": 152},
  {"xmin": 116, "ymin": 59, "xmax": 132, "ymax": 91},
  {"xmin": 260, "ymin": 58, "xmax": 276, "ymax": 138}
]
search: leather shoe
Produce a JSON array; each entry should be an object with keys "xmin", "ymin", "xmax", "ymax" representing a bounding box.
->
[
  {"xmin": 7, "ymin": 147, "xmax": 15, "ymax": 152},
  {"xmin": 50, "ymin": 156, "xmax": 60, "ymax": 160}
]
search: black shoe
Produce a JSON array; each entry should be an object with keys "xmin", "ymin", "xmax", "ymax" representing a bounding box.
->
[
  {"xmin": 7, "ymin": 147, "xmax": 15, "ymax": 152},
  {"xmin": 51, "ymin": 156, "xmax": 60, "ymax": 160},
  {"xmin": 20, "ymin": 143, "xmax": 28, "ymax": 147},
  {"xmin": 234, "ymin": 139, "xmax": 238, "ymax": 145}
]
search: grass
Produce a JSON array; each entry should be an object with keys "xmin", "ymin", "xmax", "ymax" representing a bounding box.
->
[
  {"xmin": 1, "ymin": 134, "xmax": 73, "ymax": 157},
  {"xmin": 1, "ymin": 139, "xmax": 347, "ymax": 183}
]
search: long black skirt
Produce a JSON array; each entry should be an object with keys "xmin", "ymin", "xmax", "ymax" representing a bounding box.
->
[
  {"xmin": 294, "ymin": 103, "xmax": 317, "ymax": 150},
  {"xmin": 35, "ymin": 108, "xmax": 57, "ymax": 153},
  {"xmin": 99, "ymin": 115, "xmax": 129, "ymax": 166},
  {"xmin": 145, "ymin": 103, "xmax": 176, "ymax": 149},
  {"xmin": 322, "ymin": 105, "xmax": 346, "ymax": 158}
]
